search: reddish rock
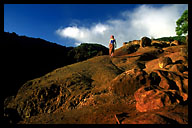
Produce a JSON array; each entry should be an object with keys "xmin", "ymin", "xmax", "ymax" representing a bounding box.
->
[
  {"xmin": 169, "ymin": 64, "xmax": 187, "ymax": 74},
  {"xmin": 134, "ymin": 86, "xmax": 181, "ymax": 112},
  {"xmin": 109, "ymin": 69, "xmax": 147, "ymax": 97},
  {"xmin": 171, "ymin": 40, "xmax": 179, "ymax": 46},
  {"xmin": 4, "ymin": 35, "xmax": 188, "ymax": 124},
  {"xmin": 134, "ymin": 69, "xmax": 188, "ymax": 113},
  {"xmin": 158, "ymin": 57, "xmax": 172, "ymax": 68},
  {"xmin": 144, "ymin": 59, "xmax": 160, "ymax": 73},
  {"xmin": 155, "ymin": 70, "xmax": 187, "ymax": 101},
  {"xmin": 163, "ymin": 45, "xmax": 185, "ymax": 54}
]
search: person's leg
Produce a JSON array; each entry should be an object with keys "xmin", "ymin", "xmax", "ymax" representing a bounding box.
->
[
  {"xmin": 109, "ymin": 48, "xmax": 112, "ymax": 57},
  {"xmin": 111, "ymin": 44, "xmax": 114, "ymax": 57},
  {"xmin": 109, "ymin": 44, "xmax": 113, "ymax": 57}
]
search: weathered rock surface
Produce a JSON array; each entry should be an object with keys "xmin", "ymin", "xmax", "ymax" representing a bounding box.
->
[
  {"xmin": 109, "ymin": 69, "xmax": 147, "ymax": 97},
  {"xmin": 4, "ymin": 55, "xmax": 122, "ymax": 121},
  {"xmin": 134, "ymin": 68, "xmax": 188, "ymax": 112},
  {"xmin": 151, "ymin": 40, "xmax": 170, "ymax": 48},
  {"xmin": 171, "ymin": 40, "xmax": 179, "ymax": 46},
  {"xmin": 158, "ymin": 57, "xmax": 172, "ymax": 68},
  {"xmin": 4, "ymin": 37, "xmax": 188, "ymax": 124},
  {"xmin": 140, "ymin": 37, "xmax": 152, "ymax": 47},
  {"xmin": 135, "ymin": 86, "xmax": 180, "ymax": 112}
]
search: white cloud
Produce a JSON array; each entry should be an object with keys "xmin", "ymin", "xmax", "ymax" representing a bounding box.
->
[{"xmin": 56, "ymin": 4, "xmax": 188, "ymax": 48}]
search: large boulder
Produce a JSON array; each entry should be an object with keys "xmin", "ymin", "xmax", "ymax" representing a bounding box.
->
[
  {"xmin": 114, "ymin": 44, "xmax": 140, "ymax": 56},
  {"xmin": 109, "ymin": 69, "xmax": 147, "ymax": 97},
  {"xmin": 140, "ymin": 37, "xmax": 151, "ymax": 47},
  {"xmin": 134, "ymin": 69, "xmax": 188, "ymax": 112},
  {"xmin": 134, "ymin": 86, "xmax": 181, "ymax": 112},
  {"xmin": 169, "ymin": 64, "xmax": 188, "ymax": 74},
  {"xmin": 150, "ymin": 70, "xmax": 188, "ymax": 99},
  {"xmin": 170, "ymin": 40, "xmax": 179, "ymax": 46},
  {"xmin": 158, "ymin": 57, "xmax": 172, "ymax": 68}
]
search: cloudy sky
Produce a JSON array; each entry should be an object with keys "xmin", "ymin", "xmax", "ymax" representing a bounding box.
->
[{"xmin": 4, "ymin": 4, "xmax": 188, "ymax": 48}]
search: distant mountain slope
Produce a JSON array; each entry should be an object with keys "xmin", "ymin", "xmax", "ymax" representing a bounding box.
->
[
  {"xmin": 68, "ymin": 43, "xmax": 109, "ymax": 62},
  {"xmin": 1, "ymin": 32, "xmax": 108, "ymax": 100}
]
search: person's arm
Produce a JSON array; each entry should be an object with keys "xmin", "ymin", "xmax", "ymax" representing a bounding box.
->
[
  {"xmin": 109, "ymin": 39, "xmax": 112, "ymax": 44},
  {"xmin": 109, "ymin": 39, "xmax": 111, "ymax": 47}
]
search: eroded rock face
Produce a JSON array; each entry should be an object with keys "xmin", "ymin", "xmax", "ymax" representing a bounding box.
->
[
  {"xmin": 8, "ymin": 83, "xmax": 68, "ymax": 119},
  {"xmin": 4, "ymin": 55, "xmax": 122, "ymax": 122},
  {"xmin": 145, "ymin": 46, "xmax": 188, "ymax": 74},
  {"xmin": 5, "ymin": 72, "xmax": 94, "ymax": 120},
  {"xmin": 168, "ymin": 64, "xmax": 188, "ymax": 74},
  {"xmin": 109, "ymin": 69, "xmax": 147, "ymax": 97},
  {"xmin": 3, "ymin": 37, "xmax": 188, "ymax": 124},
  {"xmin": 134, "ymin": 86, "xmax": 181, "ymax": 112},
  {"xmin": 134, "ymin": 69, "xmax": 188, "ymax": 112},
  {"xmin": 158, "ymin": 57, "xmax": 172, "ymax": 68}
]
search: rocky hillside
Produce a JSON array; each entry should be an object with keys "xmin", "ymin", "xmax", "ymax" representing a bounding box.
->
[
  {"xmin": 1, "ymin": 32, "xmax": 108, "ymax": 101},
  {"xmin": 3, "ymin": 36, "xmax": 188, "ymax": 124}
]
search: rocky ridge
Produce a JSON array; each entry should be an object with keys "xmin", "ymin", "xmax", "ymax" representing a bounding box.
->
[
  {"xmin": 2, "ymin": 32, "xmax": 108, "ymax": 101},
  {"xmin": 4, "ymin": 36, "xmax": 188, "ymax": 124}
]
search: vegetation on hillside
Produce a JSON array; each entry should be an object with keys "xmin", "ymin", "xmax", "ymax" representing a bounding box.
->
[
  {"xmin": 67, "ymin": 43, "xmax": 108, "ymax": 62},
  {"xmin": 153, "ymin": 10, "xmax": 188, "ymax": 46},
  {"xmin": 154, "ymin": 36, "xmax": 186, "ymax": 44}
]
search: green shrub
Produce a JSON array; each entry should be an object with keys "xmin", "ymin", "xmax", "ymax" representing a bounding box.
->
[{"xmin": 155, "ymin": 36, "xmax": 186, "ymax": 44}]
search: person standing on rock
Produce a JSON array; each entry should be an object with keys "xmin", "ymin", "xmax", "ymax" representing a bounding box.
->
[{"xmin": 109, "ymin": 35, "xmax": 116, "ymax": 57}]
